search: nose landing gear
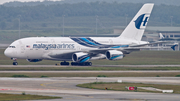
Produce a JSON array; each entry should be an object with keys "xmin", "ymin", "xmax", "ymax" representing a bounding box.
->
[
  {"xmin": 11, "ymin": 58, "xmax": 18, "ymax": 66},
  {"xmin": 13, "ymin": 62, "xmax": 18, "ymax": 65}
]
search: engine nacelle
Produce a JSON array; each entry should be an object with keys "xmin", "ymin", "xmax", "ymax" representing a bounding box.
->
[
  {"xmin": 72, "ymin": 52, "xmax": 90, "ymax": 63},
  {"xmin": 105, "ymin": 50, "xmax": 123, "ymax": 60},
  {"xmin": 26, "ymin": 59, "xmax": 42, "ymax": 62}
]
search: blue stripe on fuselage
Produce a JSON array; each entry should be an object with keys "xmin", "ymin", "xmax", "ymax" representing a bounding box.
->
[
  {"xmin": 71, "ymin": 37, "xmax": 129, "ymax": 49},
  {"xmin": 80, "ymin": 38, "xmax": 98, "ymax": 46}
]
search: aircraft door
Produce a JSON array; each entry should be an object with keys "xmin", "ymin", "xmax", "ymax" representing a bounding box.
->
[
  {"xmin": 109, "ymin": 39, "xmax": 113, "ymax": 45},
  {"xmin": 21, "ymin": 45, "xmax": 25, "ymax": 53},
  {"xmin": 19, "ymin": 40, "xmax": 25, "ymax": 54}
]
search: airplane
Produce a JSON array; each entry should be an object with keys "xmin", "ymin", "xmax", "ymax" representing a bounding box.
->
[
  {"xmin": 158, "ymin": 33, "xmax": 179, "ymax": 50},
  {"xmin": 4, "ymin": 3, "xmax": 155, "ymax": 66},
  {"xmin": 159, "ymin": 33, "xmax": 180, "ymax": 41}
]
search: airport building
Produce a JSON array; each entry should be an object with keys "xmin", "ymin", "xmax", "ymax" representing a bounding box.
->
[{"xmin": 114, "ymin": 26, "xmax": 180, "ymax": 51}]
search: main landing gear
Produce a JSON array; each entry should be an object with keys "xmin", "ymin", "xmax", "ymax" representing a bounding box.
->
[
  {"xmin": 58, "ymin": 61, "xmax": 92, "ymax": 66},
  {"xmin": 11, "ymin": 58, "xmax": 18, "ymax": 66},
  {"xmin": 60, "ymin": 61, "xmax": 69, "ymax": 65},
  {"xmin": 71, "ymin": 62, "xmax": 92, "ymax": 66}
]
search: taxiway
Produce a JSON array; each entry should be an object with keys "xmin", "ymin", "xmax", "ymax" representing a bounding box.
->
[
  {"xmin": 1, "ymin": 65, "xmax": 180, "ymax": 67},
  {"xmin": 0, "ymin": 77, "xmax": 180, "ymax": 101}
]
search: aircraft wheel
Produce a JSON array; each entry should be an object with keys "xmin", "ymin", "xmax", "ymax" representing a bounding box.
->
[
  {"xmin": 66, "ymin": 62, "xmax": 69, "ymax": 65},
  {"xmin": 71, "ymin": 62, "xmax": 92, "ymax": 66},
  {"xmin": 88, "ymin": 62, "xmax": 92, "ymax": 66},
  {"xmin": 13, "ymin": 62, "xmax": 18, "ymax": 66},
  {"xmin": 71, "ymin": 62, "xmax": 80, "ymax": 66},
  {"xmin": 71, "ymin": 62, "xmax": 75, "ymax": 66},
  {"xmin": 61, "ymin": 61, "xmax": 69, "ymax": 66}
]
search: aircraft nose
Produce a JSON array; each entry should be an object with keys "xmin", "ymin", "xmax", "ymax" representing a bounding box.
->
[{"xmin": 4, "ymin": 48, "xmax": 13, "ymax": 58}]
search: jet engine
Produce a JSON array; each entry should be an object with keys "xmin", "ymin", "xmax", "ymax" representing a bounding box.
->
[
  {"xmin": 72, "ymin": 52, "xmax": 90, "ymax": 63},
  {"xmin": 26, "ymin": 59, "xmax": 42, "ymax": 62},
  {"xmin": 105, "ymin": 50, "xmax": 123, "ymax": 60}
]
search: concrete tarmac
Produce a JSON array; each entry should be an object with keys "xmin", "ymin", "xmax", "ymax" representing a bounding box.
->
[
  {"xmin": 0, "ymin": 77, "xmax": 180, "ymax": 101},
  {"xmin": 1, "ymin": 65, "xmax": 180, "ymax": 67}
]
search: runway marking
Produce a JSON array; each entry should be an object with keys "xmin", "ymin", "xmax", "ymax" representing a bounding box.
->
[
  {"xmin": 66, "ymin": 98, "xmax": 73, "ymax": 100},
  {"xmin": 40, "ymin": 84, "xmax": 46, "ymax": 87},
  {"xmin": 0, "ymin": 89, "xmax": 13, "ymax": 90},
  {"xmin": 40, "ymin": 81, "xmax": 74, "ymax": 90},
  {"xmin": 0, "ymin": 87, "xmax": 60, "ymax": 91},
  {"xmin": 78, "ymin": 95, "xmax": 94, "ymax": 98},
  {"xmin": 40, "ymin": 82, "xmax": 59, "ymax": 88}
]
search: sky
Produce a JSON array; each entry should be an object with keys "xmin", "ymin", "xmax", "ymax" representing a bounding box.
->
[{"xmin": 0, "ymin": 0, "xmax": 61, "ymax": 4}]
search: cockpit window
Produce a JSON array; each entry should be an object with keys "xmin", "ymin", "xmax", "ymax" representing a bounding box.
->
[{"xmin": 8, "ymin": 46, "xmax": 16, "ymax": 48}]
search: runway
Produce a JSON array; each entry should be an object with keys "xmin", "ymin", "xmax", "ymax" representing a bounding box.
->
[
  {"xmin": 1, "ymin": 64, "xmax": 180, "ymax": 67},
  {"xmin": 0, "ymin": 77, "xmax": 180, "ymax": 101},
  {"xmin": 0, "ymin": 65, "xmax": 180, "ymax": 100},
  {"xmin": 0, "ymin": 70, "xmax": 180, "ymax": 74}
]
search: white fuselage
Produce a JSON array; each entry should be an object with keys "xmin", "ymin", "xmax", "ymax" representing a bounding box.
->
[{"xmin": 4, "ymin": 36, "xmax": 144, "ymax": 61}]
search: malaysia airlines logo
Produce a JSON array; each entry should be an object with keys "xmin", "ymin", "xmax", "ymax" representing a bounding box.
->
[{"xmin": 134, "ymin": 14, "xmax": 149, "ymax": 29}]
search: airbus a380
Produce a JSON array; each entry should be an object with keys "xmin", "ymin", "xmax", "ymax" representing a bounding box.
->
[{"xmin": 5, "ymin": 3, "xmax": 155, "ymax": 66}]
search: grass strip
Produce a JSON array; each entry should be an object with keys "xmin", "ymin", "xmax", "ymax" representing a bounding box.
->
[
  {"xmin": 77, "ymin": 82, "xmax": 180, "ymax": 94},
  {"xmin": 0, "ymin": 93, "xmax": 61, "ymax": 100},
  {"xmin": 0, "ymin": 67, "xmax": 180, "ymax": 71},
  {"xmin": 0, "ymin": 72, "xmax": 179, "ymax": 77}
]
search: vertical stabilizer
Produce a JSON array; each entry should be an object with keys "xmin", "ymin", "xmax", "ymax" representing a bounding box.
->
[
  {"xmin": 118, "ymin": 3, "xmax": 154, "ymax": 41},
  {"xmin": 159, "ymin": 33, "xmax": 164, "ymax": 39}
]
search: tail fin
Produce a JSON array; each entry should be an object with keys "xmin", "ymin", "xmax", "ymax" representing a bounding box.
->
[
  {"xmin": 159, "ymin": 33, "xmax": 164, "ymax": 39},
  {"xmin": 118, "ymin": 3, "xmax": 154, "ymax": 41},
  {"xmin": 171, "ymin": 44, "xmax": 178, "ymax": 51}
]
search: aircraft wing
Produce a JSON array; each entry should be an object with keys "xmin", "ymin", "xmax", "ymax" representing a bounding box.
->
[
  {"xmin": 129, "ymin": 41, "xmax": 169, "ymax": 47},
  {"xmin": 88, "ymin": 41, "xmax": 172, "ymax": 54},
  {"xmin": 46, "ymin": 41, "xmax": 172, "ymax": 60}
]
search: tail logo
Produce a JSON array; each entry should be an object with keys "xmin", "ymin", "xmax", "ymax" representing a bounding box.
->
[{"xmin": 134, "ymin": 14, "xmax": 149, "ymax": 29}]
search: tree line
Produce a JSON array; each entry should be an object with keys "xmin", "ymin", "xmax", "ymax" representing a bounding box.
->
[
  {"xmin": 4, "ymin": 0, "xmax": 180, "ymax": 7},
  {"xmin": 0, "ymin": 2, "xmax": 180, "ymax": 29}
]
